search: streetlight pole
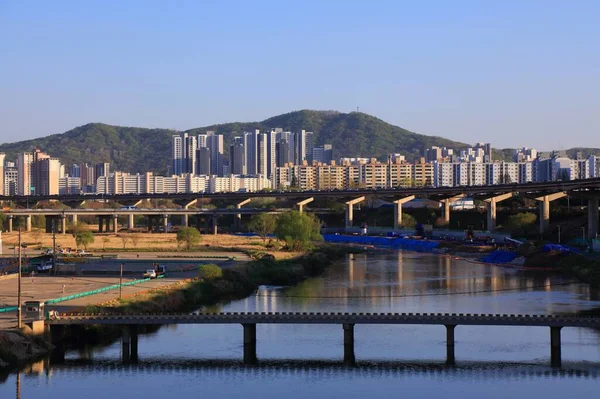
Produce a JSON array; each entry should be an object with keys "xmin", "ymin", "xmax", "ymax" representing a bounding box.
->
[
  {"xmin": 558, "ymin": 225, "xmax": 561, "ymax": 244},
  {"xmin": 17, "ymin": 228, "xmax": 22, "ymax": 329}
]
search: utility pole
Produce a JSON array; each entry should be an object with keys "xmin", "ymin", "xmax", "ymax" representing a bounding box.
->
[
  {"xmin": 17, "ymin": 228, "xmax": 22, "ymax": 329},
  {"xmin": 119, "ymin": 263, "xmax": 123, "ymax": 300}
]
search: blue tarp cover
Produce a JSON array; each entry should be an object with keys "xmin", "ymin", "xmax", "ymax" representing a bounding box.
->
[{"xmin": 323, "ymin": 234, "xmax": 440, "ymax": 252}]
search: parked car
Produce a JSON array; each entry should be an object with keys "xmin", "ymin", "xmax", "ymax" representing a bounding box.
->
[{"xmin": 143, "ymin": 270, "xmax": 157, "ymax": 279}]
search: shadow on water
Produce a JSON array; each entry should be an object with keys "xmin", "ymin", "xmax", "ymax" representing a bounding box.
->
[{"xmin": 10, "ymin": 357, "xmax": 600, "ymax": 381}]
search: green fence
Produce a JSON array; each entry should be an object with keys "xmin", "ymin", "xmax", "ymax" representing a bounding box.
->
[{"xmin": 0, "ymin": 275, "xmax": 165, "ymax": 312}]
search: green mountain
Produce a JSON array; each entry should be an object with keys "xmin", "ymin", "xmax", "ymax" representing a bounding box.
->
[{"xmin": 8, "ymin": 110, "xmax": 594, "ymax": 174}]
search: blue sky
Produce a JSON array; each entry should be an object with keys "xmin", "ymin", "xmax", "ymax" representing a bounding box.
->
[{"xmin": 1, "ymin": 0, "xmax": 598, "ymax": 150}]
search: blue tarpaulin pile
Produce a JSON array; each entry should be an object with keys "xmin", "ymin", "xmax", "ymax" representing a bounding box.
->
[{"xmin": 323, "ymin": 234, "xmax": 440, "ymax": 252}]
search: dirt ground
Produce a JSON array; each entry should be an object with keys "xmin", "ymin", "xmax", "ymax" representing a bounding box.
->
[{"xmin": 0, "ymin": 230, "xmax": 301, "ymax": 260}]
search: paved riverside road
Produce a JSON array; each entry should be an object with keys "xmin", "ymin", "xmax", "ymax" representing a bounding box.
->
[{"xmin": 0, "ymin": 273, "xmax": 195, "ymax": 330}]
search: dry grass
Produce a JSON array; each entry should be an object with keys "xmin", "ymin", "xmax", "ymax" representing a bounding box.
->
[{"xmin": 1, "ymin": 229, "xmax": 302, "ymax": 259}]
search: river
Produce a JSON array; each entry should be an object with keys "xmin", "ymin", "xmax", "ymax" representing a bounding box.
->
[{"xmin": 2, "ymin": 252, "xmax": 600, "ymax": 398}]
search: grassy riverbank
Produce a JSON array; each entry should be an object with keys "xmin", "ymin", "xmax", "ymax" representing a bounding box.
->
[{"xmin": 64, "ymin": 244, "xmax": 360, "ymax": 345}]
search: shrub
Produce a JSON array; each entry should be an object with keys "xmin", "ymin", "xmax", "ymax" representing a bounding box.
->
[{"xmin": 198, "ymin": 264, "xmax": 223, "ymax": 280}]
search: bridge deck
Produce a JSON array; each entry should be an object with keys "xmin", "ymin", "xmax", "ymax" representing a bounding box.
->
[{"xmin": 46, "ymin": 312, "xmax": 600, "ymax": 328}]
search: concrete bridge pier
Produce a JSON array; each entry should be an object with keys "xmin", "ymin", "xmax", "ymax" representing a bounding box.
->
[
  {"xmin": 235, "ymin": 199, "xmax": 251, "ymax": 231},
  {"xmin": 212, "ymin": 215, "xmax": 218, "ymax": 235},
  {"xmin": 550, "ymin": 326, "xmax": 562, "ymax": 367},
  {"xmin": 25, "ymin": 215, "xmax": 32, "ymax": 232},
  {"xmin": 182, "ymin": 214, "xmax": 189, "ymax": 227},
  {"xmin": 98, "ymin": 216, "xmax": 104, "ymax": 233},
  {"xmin": 296, "ymin": 197, "xmax": 314, "ymax": 214},
  {"xmin": 61, "ymin": 215, "xmax": 67, "ymax": 235},
  {"xmin": 128, "ymin": 214, "xmax": 134, "ymax": 230},
  {"xmin": 343, "ymin": 323, "xmax": 356, "ymax": 366},
  {"xmin": 345, "ymin": 197, "xmax": 365, "ymax": 229},
  {"xmin": 589, "ymin": 197, "xmax": 599, "ymax": 240},
  {"xmin": 7, "ymin": 215, "xmax": 12, "ymax": 232},
  {"xmin": 393, "ymin": 195, "xmax": 415, "ymax": 230},
  {"xmin": 242, "ymin": 323, "xmax": 257, "ymax": 365},
  {"xmin": 113, "ymin": 215, "xmax": 119, "ymax": 233},
  {"xmin": 130, "ymin": 325, "xmax": 139, "ymax": 363},
  {"xmin": 445, "ymin": 325, "xmax": 456, "ymax": 365},
  {"xmin": 122, "ymin": 325, "xmax": 131, "ymax": 363},
  {"xmin": 162, "ymin": 214, "xmax": 169, "ymax": 233},
  {"xmin": 535, "ymin": 192, "xmax": 566, "ymax": 235},
  {"xmin": 440, "ymin": 195, "xmax": 464, "ymax": 225},
  {"xmin": 484, "ymin": 193, "xmax": 514, "ymax": 232},
  {"xmin": 71, "ymin": 214, "xmax": 78, "ymax": 226}
]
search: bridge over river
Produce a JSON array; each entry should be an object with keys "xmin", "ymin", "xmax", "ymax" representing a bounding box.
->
[{"xmin": 44, "ymin": 311, "xmax": 600, "ymax": 367}]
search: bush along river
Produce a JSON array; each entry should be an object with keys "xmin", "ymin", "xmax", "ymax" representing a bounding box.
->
[{"xmin": 2, "ymin": 250, "xmax": 600, "ymax": 399}]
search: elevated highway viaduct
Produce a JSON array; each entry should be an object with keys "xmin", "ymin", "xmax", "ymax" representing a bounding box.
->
[{"xmin": 3, "ymin": 178, "xmax": 600, "ymax": 237}]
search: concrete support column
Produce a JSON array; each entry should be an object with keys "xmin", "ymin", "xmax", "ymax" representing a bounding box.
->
[
  {"xmin": 446, "ymin": 325, "xmax": 456, "ymax": 365},
  {"xmin": 484, "ymin": 193, "xmax": 513, "ymax": 232},
  {"xmin": 146, "ymin": 216, "xmax": 152, "ymax": 233},
  {"xmin": 122, "ymin": 325, "xmax": 131, "ymax": 364},
  {"xmin": 7, "ymin": 216, "xmax": 12, "ymax": 232},
  {"xmin": 345, "ymin": 203, "xmax": 354, "ymax": 228},
  {"xmin": 25, "ymin": 215, "xmax": 32, "ymax": 232},
  {"xmin": 182, "ymin": 214, "xmax": 189, "ymax": 227},
  {"xmin": 162, "ymin": 215, "xmax": 168, "ymax": 233},
  {"xmin": 128, "ymin": 214, "xmax": 134, "ymax": 230},
  {"xmin": 71, "ymin": 214, "xmax": 78, "ymax": 226},
  {"xmin": 235, "ymin": 199, "xmax": 251, "ymax": 231},
  {"xmin": 212, "ymin": 215, "xmax": 218, "ymax": 235},
  {"xmin": 539, "ymin": 197, "xmax": 550, "ymax": 234},
  {"xmin": 130, "ymin": 325, "xmax": 139, "ymax": 363},
  {"xmin": 393, "ymin": 196, "xmax": 415, "ymax": 230},
  {"xmin": 343, "ymin": 323, "xmax": 355, "ymax": 365},
  {"xmin": 297, "ymin": 197, "xmax": 314, "ymax": 214},
  {"xmin": 588, "ymin": 197, "xmax": 599, "ymax": 240},
  {"xmin": 345, "ymin": 197, "xmax": 365, "ymax": 229},
  {"xmin": 242, "ymin": 323, "xmax": 257, "ymax": 365},
  {"xmin": 550, "ymin": 326, "xmax": 562, "ymax": 367},
  {"xmin": 113, "ymin": 215, "xmax": 119, "ymax": 234},
  {"xmin": 98, "ymin": 217, "xmax": 104, "ymax": 233},
  {"xmin": 535, "ymin": 192, "xmax": 566, "ymax": 235},
  {"xmin": 442, "ymin": 201, "xmax": 450, "ymax": 224},
  {"xmin": 61, "ymin": 216, "xmax": 67, "ymax": 235}
]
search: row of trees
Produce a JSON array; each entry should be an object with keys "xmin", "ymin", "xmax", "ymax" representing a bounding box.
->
[{"xmin": 174, "ymin": 211, "xmax": 323, "ymax": 251}]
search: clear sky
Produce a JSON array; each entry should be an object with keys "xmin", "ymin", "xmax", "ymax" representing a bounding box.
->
[{"xmin": 1, "ymin": 0, "xmax": 598, "ymax": 150}]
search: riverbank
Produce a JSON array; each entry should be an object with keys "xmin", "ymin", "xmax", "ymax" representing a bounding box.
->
[
  {"xmin": 0, "ymin": 328, "xmax": 54, "ymax": 372},
  {"xmin": 60, "ymin": 244, "xmax": 360, "ymax": 346}
]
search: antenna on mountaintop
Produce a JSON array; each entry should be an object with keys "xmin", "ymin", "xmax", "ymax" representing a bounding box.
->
[{"xmin": 356, "ymin": 106, "xmax": 359, "ymax": 113}]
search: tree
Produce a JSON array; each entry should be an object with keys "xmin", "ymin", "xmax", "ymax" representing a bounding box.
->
[
  {"xmin": 177, "ymin": 227, "xmax": 201, "ymax": 250},
  {"xmin": 130, "ymin": 233, "xmax": 141, "ymax": 248},
  {"xmin": 119, "ymin": 235, "xmax": 130, "ymax": 249},
  {"xmin": 198, "ymin": 264, "xmax": 223, "ymax": 280},
  {"xmin": 401, "ymin": 214, "xmax": 417, "ymax": 228},
  {"xmin": 247, "ymin": 213, "xmax": 277, "ymax": 243},
  {"xmin": 274, "ymin": 211, "xmax": 322, "ymax": 251},
  {"xmin": 505, "ymin": 212, "xmax": 537, "ymax": 235},
  {"xmin": 75, "ymin": 231, "xmax": 94, "ymax": 250}
]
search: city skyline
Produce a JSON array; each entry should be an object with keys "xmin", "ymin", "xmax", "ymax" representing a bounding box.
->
[{"xmin": 1, "ymin": 1, "xmax": 599, "ymax": 149}]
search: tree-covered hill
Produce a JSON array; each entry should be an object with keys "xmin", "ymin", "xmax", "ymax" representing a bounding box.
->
[{"xmin": 3, "ymin": 110, "xmax": 593, "ymax": 174}]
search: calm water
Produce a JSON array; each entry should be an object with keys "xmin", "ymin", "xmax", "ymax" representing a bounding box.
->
[{"xmin": 3, "ymin": 252, "xmax": 600, "ymax": 399}]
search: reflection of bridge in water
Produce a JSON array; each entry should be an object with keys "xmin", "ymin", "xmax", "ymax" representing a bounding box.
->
[{"xmin": 21, "ymin": 358, "xmax": 600, "ymax": 380}]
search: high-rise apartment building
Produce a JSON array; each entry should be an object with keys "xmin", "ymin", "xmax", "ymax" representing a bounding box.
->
[
  {"xmin": 185, "ymin": 135, "xmax": 197, "ymax": 174},
  {"xmin": 196, "ymin": 147, "xmax": 211, "ymax": 175},
  {"xmin": 172, "ymin": 134, "xmax": 184, "ymax": 175},
  {"xmin": 229, "ymin": 137, "xmax": 246, "ymax": 175},
  {"xmin": 0, "ymin": 153, "xmax": 5, "ymax": 195},
  {"xmin": 206, "ymin": 131, "xmax": 224, "ymax": 176}
]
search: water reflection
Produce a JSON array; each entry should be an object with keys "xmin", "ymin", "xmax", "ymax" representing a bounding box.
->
[{"xmin": 249, "ymin": 253, "xmax": 598, "ymax": 316}]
